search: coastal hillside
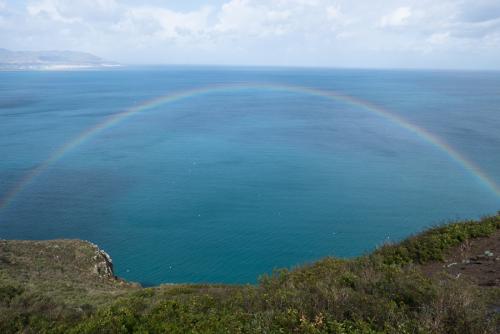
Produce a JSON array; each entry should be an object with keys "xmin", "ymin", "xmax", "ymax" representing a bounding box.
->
[
  {"xmin": 0, "ymin": 48, "xmax": 118, "ymax": 70},
  {"xmin": 1, "ymin": 213, "xmax": 499, "ymax": 333}
]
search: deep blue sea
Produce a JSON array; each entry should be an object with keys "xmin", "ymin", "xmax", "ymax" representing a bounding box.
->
[{"xmin": 0, "ymin": 67, "xmax": 499, "ymax": 285}]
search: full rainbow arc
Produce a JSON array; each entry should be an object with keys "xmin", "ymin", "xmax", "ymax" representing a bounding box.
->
[{"xmin": 0, "ymin": 83, "xmax": 499, "ymax": 212}]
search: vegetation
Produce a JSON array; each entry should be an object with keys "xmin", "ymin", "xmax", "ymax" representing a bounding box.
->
[
  {"xmin": 374, "ymin": 214, "xmax": 500, "ymax": 265},
  {"xmin": 1, "ymin": 213, "xmax": 499, "ymax": 333}
]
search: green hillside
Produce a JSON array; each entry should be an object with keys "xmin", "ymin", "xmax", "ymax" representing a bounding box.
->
[{"xmin": 1, "ymin": 213, "xmax": 499, "ymax": 333}]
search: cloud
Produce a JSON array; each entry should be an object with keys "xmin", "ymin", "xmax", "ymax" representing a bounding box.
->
[
  {"xmin": 113, "ymin": 6, "xmax": 212, "ymax": 40},
  {"xmin": 428, "ymin": 32, "xmax": 450, "ymax": 45},
  {"xmin": 27, "ymin": 0, "xmax": 82, "ymax": 23},
  {"xmin": 212, "ymin": 0, "xmax": 349, "ymax": 37},
  {"xmin": 379, "ymin": 6, "xmax": 412, "ymax": 27},
  {"xmin": 214, "ymin": 0, "xmax": 291, "ymax": 36},
  {"xmin": 0, "ymin": 0, "xmax": 499, "ymax": 69},
  {"xmin": 458, "ymin": 0, "xmax": 500, "ymax": 23},
  {"xmin": 326, "ymin": 5, "xmax": 341, "ymax": 20}
]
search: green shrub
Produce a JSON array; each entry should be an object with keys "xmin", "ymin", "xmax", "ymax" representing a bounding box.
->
[
  {"xmin": 375, "ymin": 213, "xmax": 500, "ymax": 265},
  {"xmin": 1, "ymin": 212, "xmax": 499, "ymax": 333}
]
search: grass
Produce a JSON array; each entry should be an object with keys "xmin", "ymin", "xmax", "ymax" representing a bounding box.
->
[
  {"xmin": 374, "ymin": 213, "xmax": 500, "ymax": 265},
  {"xmin": 0, "ymin": 212, "xmax": 499, "ymax": 333}
]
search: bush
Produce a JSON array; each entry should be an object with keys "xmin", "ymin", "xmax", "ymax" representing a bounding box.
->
[
  {"xmin": 375, "ymin": 213, "xmax": 500, "ymax": 265},
  {"xmin": 1, "ymin": 212, "xmax": 499, "ymax": 333}
]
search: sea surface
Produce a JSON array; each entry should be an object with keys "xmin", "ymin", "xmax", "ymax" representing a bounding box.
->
[{"xmin": 0, "ymin": 67, "xmax": 499, "ymax": 285}]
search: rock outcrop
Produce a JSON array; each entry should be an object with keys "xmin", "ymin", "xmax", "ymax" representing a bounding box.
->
[{"xmin": 90, "ymin": 243, "xmax": 115, "ymax": 279}]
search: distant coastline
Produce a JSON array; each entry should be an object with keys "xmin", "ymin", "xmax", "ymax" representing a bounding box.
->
[
  {"xmin": 0, "ymin": 48, "xmax": 119, "ymax": 71},
  {"xmin": 0, "ymin": 64, "xmax": 122, "ymax": 71}
]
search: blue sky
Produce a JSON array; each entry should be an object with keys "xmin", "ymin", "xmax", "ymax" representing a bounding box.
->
[{"xmin": 1, "ymin": 0, "xmax": 500, "ymax": 69}]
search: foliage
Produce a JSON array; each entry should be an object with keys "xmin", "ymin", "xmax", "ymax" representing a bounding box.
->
[
  {"xmin": 1, "ymin": 213, "xmax": 499, "ymax": 333},
  {"xmin": 374, "ymin": 213, "xmax": 500, "ymax": 265}
]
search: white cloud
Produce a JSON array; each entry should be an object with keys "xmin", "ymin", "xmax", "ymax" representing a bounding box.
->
[
  {"xmin": 27, "ymin": 0, "xmax": 81, "ymax": 23},
  {"xmin": 27, "ymin": 0, "xmax": 121, "ymax": 23},
  {"xmin": 428, "ymin": 32, "xmax": 450, "ymax": 45},
  {"xmin": 114, "ymin": 6, "xmax": 212, "ymax": 40},
  {"xmin": 214, "ymin": 0, "xmax": 292, "ymax": 37},
  {"xmin": 0, "ymin": 0, "xmax": 499, "ymax": 69},
  {"xmin": 379, "ymin": 6, "xmax": 412, "ymax": 27},
  {"xmin": 326, "ymin": 5, "xmax": 341, "ymax": 20}
]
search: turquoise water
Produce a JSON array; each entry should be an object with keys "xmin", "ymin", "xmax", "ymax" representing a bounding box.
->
[{"xmin": 0, "ymin": 67, "xmax": 499, "ymax": 285}]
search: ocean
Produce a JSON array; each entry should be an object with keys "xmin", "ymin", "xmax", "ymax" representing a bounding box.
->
[{"xmin": 0, "ymin": 66, "xmax": 499, "ymax": 285}]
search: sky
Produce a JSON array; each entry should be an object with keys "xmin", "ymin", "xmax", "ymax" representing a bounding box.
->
[{"xmin": 0, "ymin": 0, "xmax": 500, "ymax": 69}]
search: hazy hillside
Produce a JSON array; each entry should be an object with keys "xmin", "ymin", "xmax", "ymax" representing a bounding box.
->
[{"xmin": 0, "ymin": 48, "xmax": 119, "ymax": 70}]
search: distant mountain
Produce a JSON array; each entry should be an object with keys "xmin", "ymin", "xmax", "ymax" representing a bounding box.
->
[{"xmin": 0, "ymin": 48, "xmax": 120, "ymax": 70}]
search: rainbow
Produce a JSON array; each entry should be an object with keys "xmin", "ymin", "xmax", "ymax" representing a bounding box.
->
[{"xmin": 0, "ymin": 83, "xmax": 499, "ymax": 212}]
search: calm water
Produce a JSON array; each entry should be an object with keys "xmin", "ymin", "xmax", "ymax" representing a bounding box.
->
[{"xmin": 0, "ymin": 67, "xmax": 499, "ymax": 285}]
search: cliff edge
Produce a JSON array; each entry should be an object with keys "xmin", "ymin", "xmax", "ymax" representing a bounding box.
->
[{"xmin": 1, "ymin": 213, "xmax": 499, "ymax": 333}]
